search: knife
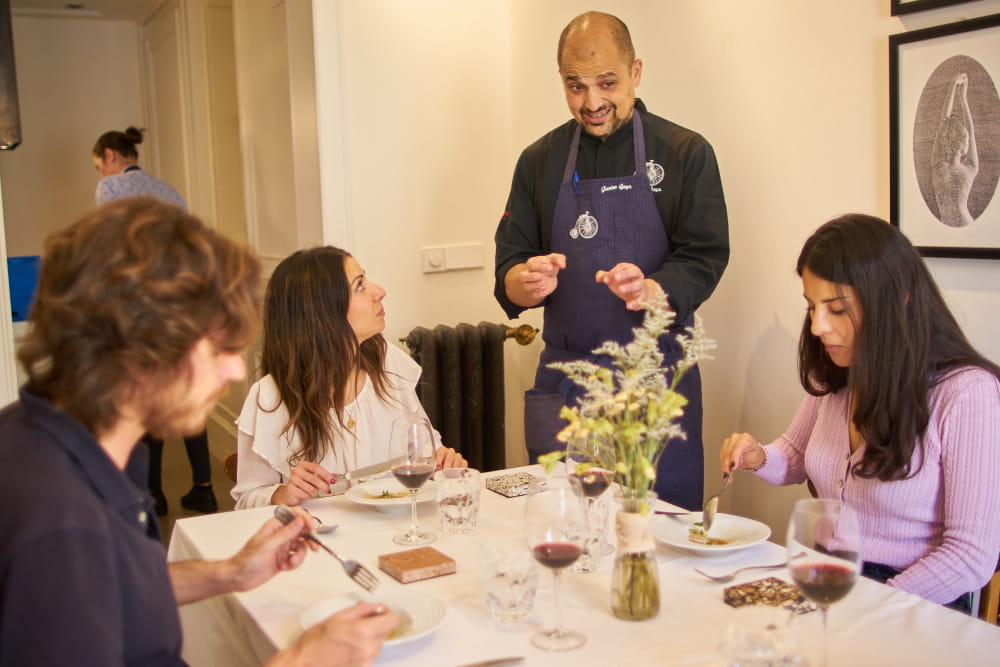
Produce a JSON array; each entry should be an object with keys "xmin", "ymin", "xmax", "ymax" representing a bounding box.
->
[
  {"xmin": 453, "ymin": 658, "xmax": 524, "ymax": 667},
  {"xmin": 319, "ymin": 456, "xmax": 409, "ymax": 496},
  {"xmin": 343, "ymin": 455, "xmax": 407, "ymax": 481}
]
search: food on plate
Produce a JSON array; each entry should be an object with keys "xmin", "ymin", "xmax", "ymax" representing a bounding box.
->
[
  {"xmin": 688, "ymin": 522, "xmax": 729, "ymax": 546},
  {"xmin": 366, "ymin": 489, "xmax": 410, "ymax": 500}
]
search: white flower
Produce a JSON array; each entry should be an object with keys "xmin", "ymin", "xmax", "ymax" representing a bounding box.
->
[{"xmin": 547, "ymin": 291, "xmax": 715, "ymax": 496}]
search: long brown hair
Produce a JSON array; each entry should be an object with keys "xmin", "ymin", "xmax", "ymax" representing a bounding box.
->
[
  {"xmin": 18, "ymin": 197, "xmax": 261, "ymax": 435},
  {"xmin": 796, "ymin": 213, "xmax": 1000, "ymax": 480},
  {"xmin": 260, "ymin": 246, "xmax": 389, "ymax": 465}
]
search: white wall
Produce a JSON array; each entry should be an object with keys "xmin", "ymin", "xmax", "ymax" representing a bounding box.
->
[
  {"xmin": 313, "ymin": 0, "xmax": 1000, "ymax": 540},
  {"xmin": 0, "ymin": 16, "xmax": 143, "ymax": 256},
  {"xmin": 312, "ymin": 1, "xmax": 530, "ymax": 465}
]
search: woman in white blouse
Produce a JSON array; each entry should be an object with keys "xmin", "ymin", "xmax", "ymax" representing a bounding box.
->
[{"xmin": 232, "ymin": 246, "xmax": 466, "ymax": 509}]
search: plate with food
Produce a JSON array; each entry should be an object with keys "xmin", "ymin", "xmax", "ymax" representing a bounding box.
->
[
  {"xmin": 300, "ymin": 591, "xmax": 446, "ymax": 647},
  {"xmin": 652, "ymin": 511, "xmax": 771, "ymax": 555},
  {"xmin": 345, "ymin": 477, "xmax": 437, "ymax": 512}
]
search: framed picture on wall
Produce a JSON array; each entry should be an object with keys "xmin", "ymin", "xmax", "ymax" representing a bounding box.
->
[
  {"xmin": 890, "ymin": 13, "xmax": 1000, "ymax": 259},
  {"xmin": 891, "ymin": 0, "xmax": 978, "ymax": 16}
]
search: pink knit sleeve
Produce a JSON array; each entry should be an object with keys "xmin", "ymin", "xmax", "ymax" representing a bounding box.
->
[
  {"xmin": 755, "ymin": 394, "xmax": 822, "ymax": 487},
  {"xmin": 888, "ymin": 368, "xmax": 1000, "ymax": 603}
]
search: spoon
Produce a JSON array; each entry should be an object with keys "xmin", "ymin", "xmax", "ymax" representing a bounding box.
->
[
  {"xmin": 701, "ymin": 472, "xmax": 732, "ymax": 535},
  {"xmin": 309, "ymin": 513, "xmax": 339, "ymax": 535}
]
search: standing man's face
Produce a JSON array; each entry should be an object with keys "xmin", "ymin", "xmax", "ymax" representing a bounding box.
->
[{"xmin": 559, "ymin": 31, "xmax": 642, "ymax": 141}]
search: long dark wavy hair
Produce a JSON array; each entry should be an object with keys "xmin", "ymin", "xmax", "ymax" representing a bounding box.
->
[
  {"xmin": 18, "ymin": 197, "xmax": 261, "ymax": 436},
  {"xmin": 260, "ymin": 246, "xmax": 389, "ymax": 465},
  {"xmin": 796, "ymin": 213, "xmax": 1000, "ymax": 481}
]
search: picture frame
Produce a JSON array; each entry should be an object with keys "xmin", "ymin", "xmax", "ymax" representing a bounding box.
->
[
  {"xmin": 891, "ymin": 0, "xmax": 978, "ymax": 16},
  {"xmin": 890, "ymin": 13, "xmax": 1000, "ymax": 259}
]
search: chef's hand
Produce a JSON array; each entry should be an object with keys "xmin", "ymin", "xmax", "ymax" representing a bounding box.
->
[
  {"xmin": 505, "ymin": 253, "xmax": 567, "ymax": 307},
  {"xmin": 435, "ymin": 446, "xmax": 467, "ymax": 469},
  {"xmin": 272, "ymin": 461, "xmax": 337, "ymax": 506},
  {"xmin": 595, "ymin": 263, "xmax": 665, "ymax": 311}
]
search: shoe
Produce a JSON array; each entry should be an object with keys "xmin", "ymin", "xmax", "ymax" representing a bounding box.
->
[
  {"xmin": 150, "ymin": 490, "xmax": 168, "ymax": 517},
  {"xmin": 181, "ymin": 484, "xmax": 218, "ymax": 513}
]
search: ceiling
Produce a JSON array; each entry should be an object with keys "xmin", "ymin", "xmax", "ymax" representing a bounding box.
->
[{"xmin": 10, "ymin": 0, "xmax": 164, "ymax": 22}]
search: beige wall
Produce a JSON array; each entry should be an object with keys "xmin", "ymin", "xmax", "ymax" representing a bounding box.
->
[
  {"xmin": 0, "ymin": 16, "xmax": 143, "ymax": 256},
  {"xmin": 312, "ymin": 0, "xmax": 1000, "ymax": 540}
]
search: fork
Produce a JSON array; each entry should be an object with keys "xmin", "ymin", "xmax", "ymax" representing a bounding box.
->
[
  {"xmin": 693, "ymin": 562, "xmax": 788, "ymax": 583},
  {"xmin": 274, "ymin": 505, "xmax": 379, "ymax": 592}
]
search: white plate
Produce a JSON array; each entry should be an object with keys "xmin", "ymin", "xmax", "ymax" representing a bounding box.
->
[
  {"xmin": 652, "ymin": 512, "xmax": 771, "ymax": 555},
  {"xmin": 345, "ymin": 477, "xmax": 437, "ymax": 512},
  {"xmin": 300, "ymin": 592, "xmax": 446, "ymax": 647}
]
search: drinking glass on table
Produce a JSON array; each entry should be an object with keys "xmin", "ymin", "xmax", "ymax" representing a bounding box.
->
[
  {"xmin": 390, "ymin": 416, "xmax": 437, "ymax": 546},
  {"xmin": 524, "ymin": 475, "xmax": 587, "ymax": 651},
  {"xmin": 565, "ymin": 438, "xmax": 614, "ymax": 572},
  {"xmin": 786, "ymin": 498, "xmax": 861, "ymax": 667}
]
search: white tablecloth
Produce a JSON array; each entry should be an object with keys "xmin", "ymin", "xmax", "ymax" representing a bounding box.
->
[{"xmin": 167, "ymin": 466, "xmax": 1000, "ymax": 666}]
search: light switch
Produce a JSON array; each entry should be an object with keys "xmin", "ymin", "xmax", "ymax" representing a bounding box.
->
[{"xmin": 421, "ymin": 247, "xmax": 446, "ymax": 273}]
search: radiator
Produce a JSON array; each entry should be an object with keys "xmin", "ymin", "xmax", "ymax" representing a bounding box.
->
[{"xmin": 401, "ymin": 322, "xmax": 536, "ymax": 472}]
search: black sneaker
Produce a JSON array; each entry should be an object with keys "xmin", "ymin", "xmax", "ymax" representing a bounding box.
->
[
  {"xmin": 150, "ymin": 490, "xmax": 168, "ymax": 517},
  {"xmin": 181, "ymin": 484, "xmax": 218, "ymax": 513}
]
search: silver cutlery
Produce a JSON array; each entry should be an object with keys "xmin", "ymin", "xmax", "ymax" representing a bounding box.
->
[
  {"xmin": 693, "ymin": 562, "xmax": 788, "ymax": 583},
  {"xmin": 453, "ymin": 658, "xmax": 525, "ymax": 667},
  {"xmin": 274, "ymin": 505, "xmax": 379, "ymax": 592},
  {"xmin": 701, "ymin": 472, "xmax": 733, "ymax": 534},
  {"xmin": 343, "ymin": 456, "xmax": 407, "ymax": 481},
  {"xmin": 320, "ymin": 456, "xmax": 408, "ymax": 497},
  {"xmin": 655, "ymin": 510, "xmax": 691, "ymax": 517}
]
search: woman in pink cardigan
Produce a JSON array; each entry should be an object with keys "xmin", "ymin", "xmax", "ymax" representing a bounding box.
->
[{"xmin": 720, "ymin": 213, "xmax": 1000, "ymax": 613}]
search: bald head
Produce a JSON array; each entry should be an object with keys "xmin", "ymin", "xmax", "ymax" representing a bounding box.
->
[
  {"xmin": 557, "ymin": 12, "xmax": 635, "ymax": 69},
  {"xmin": 556, "ymin": 11, "xmax": 642, "ymax": 140}
]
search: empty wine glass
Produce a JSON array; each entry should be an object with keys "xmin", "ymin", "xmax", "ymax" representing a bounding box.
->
[
  {"xmin": 524, "ymin": 475, "xmax": 587, "ymax": 651},
  {"xmin": 786, "ymin": 498, "xmax": 861, "ymax": 667},
  {"xmin": 390, "ymin": 416, "xmax": 437, "ymax": 546}
]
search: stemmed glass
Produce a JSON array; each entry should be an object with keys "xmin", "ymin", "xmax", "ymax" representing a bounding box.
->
[
  {"xmin": 786, "ymin": 498, "xmax": 861, "ymax": 667},
  {"xmin": 390, "ymin": 416, "xmax": 437, "ymax": 546},
  {"xmin": 524, "ymin": 475, "xmax": 587, "ymax": 651},
  {"xmin": 565, "ymin": 437, "xmax": 614, "ymax": 572}
]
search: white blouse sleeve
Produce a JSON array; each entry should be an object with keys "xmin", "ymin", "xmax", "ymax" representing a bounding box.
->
[{"xmin": 230, "ymin": 376, "xmax": 296, "ymax": 509}]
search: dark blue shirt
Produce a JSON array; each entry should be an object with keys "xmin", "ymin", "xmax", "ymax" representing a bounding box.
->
[{"xmin": 0, "ymin": 389, "xmax": 184, "ymax": 666}]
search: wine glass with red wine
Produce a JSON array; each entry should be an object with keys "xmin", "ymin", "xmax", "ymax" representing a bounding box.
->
[
  {"xmin": 524, "ymin": 475, "xmax": 587, "ymax": 651},
  {"xmin": 786, "ymin": 498, "xmax": 861, "ymax": 667},
  {"xmin": 391, "ymin": 416, "xmax": 437, "ymax": 546},
  {"xmin": 565, "ymin": 438, "xmax": 614, "ymax": 572}
]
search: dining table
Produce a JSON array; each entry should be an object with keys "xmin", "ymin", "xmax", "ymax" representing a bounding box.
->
[{"xmin": 167, "ymin": 465, "xmax": 1000, "ymax": 666}]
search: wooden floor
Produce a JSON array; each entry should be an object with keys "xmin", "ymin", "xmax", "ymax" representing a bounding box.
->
[{"xmin": 156, "ymin": 437, "xmax": 237, "ymax": 545}]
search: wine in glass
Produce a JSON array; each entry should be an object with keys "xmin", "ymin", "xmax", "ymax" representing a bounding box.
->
[
  {"xmin": 391, "ymin": 416, "xmax": 437, "ymax": 546},
  {"xmin": 786, "ymin": 498, "xmax": 861, "ymax": 667},
  {"xmin": 565, "ymin": 438, "xmax": 614, "ymax": 572},
  {"xmin": 524, "ymin": 475, "xmax": 587, "ymax": 651}
]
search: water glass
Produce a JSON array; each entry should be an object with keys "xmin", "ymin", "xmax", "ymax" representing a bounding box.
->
[
  {"xmin": 723, "ymin": 606, "xmax": 804, "ymax": 666},
  {"xmin": 435, "ymin": 467, "xmax": 482, "ymax": 535},
  {"xmin": 482, "ymin": 540, "xmax": 538, "ymax": 623}
]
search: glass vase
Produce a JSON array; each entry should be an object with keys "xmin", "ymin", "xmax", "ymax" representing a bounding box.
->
[{"xmin": 611, "ymin": 489, "xmax": 660, "ymax": 620}]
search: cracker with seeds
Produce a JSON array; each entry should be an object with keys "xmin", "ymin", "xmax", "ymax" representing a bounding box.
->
[
  {"xmin": 485, "ymin": 472, "xmax": 543, "ymax": 498},
  {"xmin": 723, "ymin": 577, "xmax": 817, "ymax": 614}
]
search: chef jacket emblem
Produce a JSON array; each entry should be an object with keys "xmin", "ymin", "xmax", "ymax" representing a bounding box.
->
[{"xmin": 646, "ymin": 160, "xmax": 665, "ymax": 191}]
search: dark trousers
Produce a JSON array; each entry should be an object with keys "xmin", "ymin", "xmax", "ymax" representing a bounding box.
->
[
  {"xmin": 862, "ymin": 562, "xmax": 973, "ymax": 614},
  {"xmin": 144, "ymin": 430, "xmax": 212, "ymax": 492}
]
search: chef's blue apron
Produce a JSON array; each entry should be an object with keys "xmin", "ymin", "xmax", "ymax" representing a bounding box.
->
[{"xmin": 523, "ymin": 112, "xmax": 704, "ymax": 510}]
